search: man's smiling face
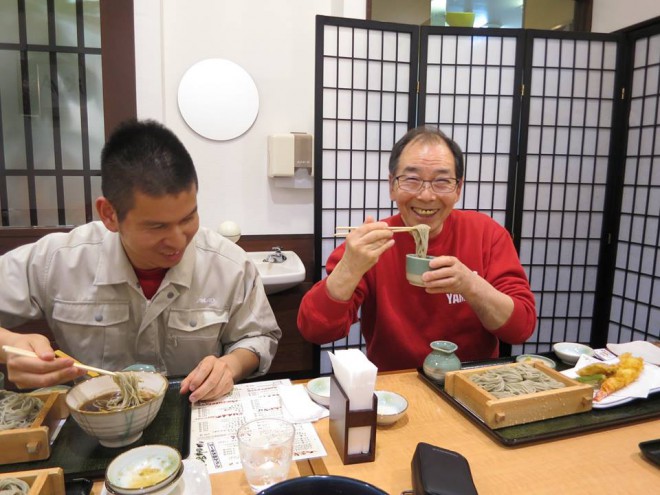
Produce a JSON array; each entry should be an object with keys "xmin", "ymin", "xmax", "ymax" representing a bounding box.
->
[
  {"xmin": 112, "ymin": 185, "xmax": 200, "ymax": 270},
  {"xmin": 389, "ymin": 139, "xmax": 462, "ymax": 238}
]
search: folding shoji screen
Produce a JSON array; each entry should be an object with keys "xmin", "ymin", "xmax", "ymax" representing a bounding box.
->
[
  {"xmin": 605, "ymin": 24, "xmax": 660, "ymax": 344},
  {"xmin": 314, "ymin": 16, "xmax": 418, "ymax": 372},
  {"xmin": 514, "ymin": 32, "xmax": 621, "ymax": 354}
]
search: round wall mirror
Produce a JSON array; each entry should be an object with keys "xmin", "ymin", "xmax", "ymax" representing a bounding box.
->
[{"xmin": 177, "ymin": 58, "xmax": 259, "ymax": 141}]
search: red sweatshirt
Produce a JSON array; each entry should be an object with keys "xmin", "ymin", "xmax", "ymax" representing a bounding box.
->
[{"xmin": 297, "ymin": 211, "xmax": 537, "ymax": 371}]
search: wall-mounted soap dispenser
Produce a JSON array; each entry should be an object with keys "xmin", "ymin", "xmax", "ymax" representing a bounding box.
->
[{"xmin": 267, "ymin": 132, "xmax": 314, "ymax": 188}]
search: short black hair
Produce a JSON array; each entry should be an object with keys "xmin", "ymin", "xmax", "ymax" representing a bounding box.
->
[
  {"xmin": 100, "ymin": 119, "xmax": 198, "ymax": 221},
  {"xmin": 388, "ymin": 126, "xmax": 464, "ymax": 180}
]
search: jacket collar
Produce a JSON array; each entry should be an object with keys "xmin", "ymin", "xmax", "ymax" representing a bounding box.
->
[{"xmin": 94, "ymin": 230, "xmax": 196, "ymax": 289}]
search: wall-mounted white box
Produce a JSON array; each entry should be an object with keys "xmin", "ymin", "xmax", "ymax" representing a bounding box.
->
[{"xmin": 267, "ymin": 132, "xmax": 313, "ymax": 177}]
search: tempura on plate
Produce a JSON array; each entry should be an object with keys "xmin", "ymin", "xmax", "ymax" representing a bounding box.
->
[{"xmin": 577, "ymin": 352, "xmax": 644, "ymax": 402}]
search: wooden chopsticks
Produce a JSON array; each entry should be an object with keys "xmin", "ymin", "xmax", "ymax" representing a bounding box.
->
[
  {"xmin": 334, "ymin": 225, "xmax": 417, "ymax": 237},
  {"xmin": 2, "ymin": 345, "xmax": 117, "ymax": 376}
]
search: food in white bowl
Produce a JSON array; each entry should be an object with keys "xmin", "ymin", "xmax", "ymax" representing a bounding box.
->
[
  {"xmin": 553, "ymin": 342, "xmax": 595, "ymax": 365},
  {"xmin": 375, "ymin": 390, "xmax": 408, "ymax": 426},
  {"xmin": 105, "ymin": 444, "xmax": 183, "ymax": 495},
  {"xmin": 306, "ymin": 376, "xmax": 330, "ymax": 406},
  {"xmin": 515, "ymin": 354, "xmax": 556, "ymax": 369},
  {"xmin": 65, "ymin": 371, "xmax": 168, "ymax": 448}
]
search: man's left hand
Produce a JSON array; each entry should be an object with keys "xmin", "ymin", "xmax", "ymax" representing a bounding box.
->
[
  {"xmin": 180, "ymin": 355, "xmax": 235, "ymax": 403},
  {"xmin": 422, "ymin": 255, "xmax": 476, "ymax": 295}
]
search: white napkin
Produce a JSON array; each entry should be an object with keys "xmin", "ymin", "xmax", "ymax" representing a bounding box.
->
[
  {"xmin": 562, "ymin": 354, "xmax": 660, "ymax": 403},
  {"xmin": 328, "ymin": 349, "xmax": 378, "ymax": 410},
  {"xmin": 278, "ymin": 384, "xmax": 329, "ymax": 423},
  {"xmin": 328, "ymin": 349, "xmax": 378, "ymax": 455}
]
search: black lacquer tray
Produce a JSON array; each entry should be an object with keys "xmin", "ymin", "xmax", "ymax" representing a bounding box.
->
[
  {"xmin": 418, "ymin": 356, "xmax": 660, "ymax": 446},
  {"xmin": 0, "ymin": 378, "xmax": 191, "ymax": 480}
]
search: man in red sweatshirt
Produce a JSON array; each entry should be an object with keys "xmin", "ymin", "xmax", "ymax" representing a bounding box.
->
[{"xmin": 297, "ymin": 126, "xmax": 536, "ymax": 371}]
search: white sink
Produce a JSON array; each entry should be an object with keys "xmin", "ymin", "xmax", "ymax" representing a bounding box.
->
[{"xmin": 247, "ymin": 251, "xmax": 306, "ymax": 295}]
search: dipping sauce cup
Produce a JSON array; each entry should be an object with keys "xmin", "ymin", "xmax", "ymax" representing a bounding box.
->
[{"xmin": 406, "ymin": 254, "xmax": 433, "ymax": 287}]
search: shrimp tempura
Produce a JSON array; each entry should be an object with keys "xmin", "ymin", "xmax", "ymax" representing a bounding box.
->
[{"xmin": 594, "ymin": 352, "xmax": 644, "ymax": 402}]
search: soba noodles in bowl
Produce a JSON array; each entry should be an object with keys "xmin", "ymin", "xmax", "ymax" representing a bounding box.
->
[{"xmin": 65, "ymin": 371, "xmax": 168, "ymax": 448}]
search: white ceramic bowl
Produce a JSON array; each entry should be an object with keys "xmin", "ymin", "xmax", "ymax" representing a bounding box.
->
[
  {"xmin": 105, "ymin": 444, "xmax": 183, "ymax": 495},
  {"xmin": 65, "ymin": 371, "xmax": 168, "ymax": 448},
  {"xmin": 306, "ymin": 377, "xmax": 330, "ymax": 406},
  {"xmin": 375, "ymin": 390, "xmax": 408, "ymax": 426},
  {"xmin": 553, "ymin": 342, "xmax": 595, "ymax": 365},
  {"xmin": 515, "ymin": 354, "xmax": 557, "ymax": 369}
]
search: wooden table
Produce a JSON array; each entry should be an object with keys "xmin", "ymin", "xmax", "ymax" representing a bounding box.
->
[{"xmin": 93, "ymin": 370, "xmax": 659, "ymax": 494}]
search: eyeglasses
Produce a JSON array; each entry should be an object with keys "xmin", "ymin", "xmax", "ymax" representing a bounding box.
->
[{"xmin": 394, "ymin": 175, "xmax": 460, "ymax": 194}]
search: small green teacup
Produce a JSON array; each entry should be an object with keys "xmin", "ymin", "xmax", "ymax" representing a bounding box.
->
[{"xmin": 406, "ymin": 254, "xmax": 434, "ymax": 287}]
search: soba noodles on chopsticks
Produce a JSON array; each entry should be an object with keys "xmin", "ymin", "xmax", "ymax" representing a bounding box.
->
[
  {"xmin": 0, "ymin": 391, "xmax": 43, "ymax": 431},
  {"xmin": 409, "ymin": 224, "xmax": 431, "ymax": 257},
  {"xmin": 90, "ymin": 372, "xmax": 152, "ymax": 412}
]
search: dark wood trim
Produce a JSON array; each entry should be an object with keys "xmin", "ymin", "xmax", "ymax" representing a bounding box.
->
[
  {"xmin": 574, "ymin": 0, "xmax": 593, "ymax": 32},
  {"xmin": 0, "ymin": 226, "xmax": 73, "ymax": 254},
  {"xmin": 100, "ymin": 0, "xmax": 137, "ymax": 138}
]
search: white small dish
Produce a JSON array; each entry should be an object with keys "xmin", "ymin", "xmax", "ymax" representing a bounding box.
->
[
  {"xmin": 103, "ymin": 458, "xmax": 210, "ymax": 495},
  {"xmin": 515, "ymin": 354, "xmax": 556, "ymax": 369},
  {"xmin": 553, "ymin": 342, "xmax": 595, "ymax": 365},
  {"xmin": 375, "ymin": 390, "xmax": 408, "ymax": 426},
  {"xmin": 105, "ymin": 445, "xmax": 182, "ymax": 494},
  {"xmin": 306, "ymin": 377, "xmax": 330, "ymax": 406}
]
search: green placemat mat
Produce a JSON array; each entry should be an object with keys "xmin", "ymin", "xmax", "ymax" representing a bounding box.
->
[
  {"xmin": 0, "ymin": 378, "xmax": 190, "ymax": 480},
  {"xmin": 417, "ymin": 356, "xmax": 660, "ymax": 446}
]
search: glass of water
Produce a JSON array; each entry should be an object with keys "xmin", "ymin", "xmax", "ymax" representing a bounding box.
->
[{"xmin": 237, "ymin": 418, "xmax": 295, "ymax": 493}]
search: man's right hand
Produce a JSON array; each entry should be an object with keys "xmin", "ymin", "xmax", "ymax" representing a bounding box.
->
[
  {"xmin": 1, "ymin": 330, "xmax": 86, "ymax": 389},
  {"xmin": 326, "ymin": 216, "xmax": 395, "ymax": 301}
]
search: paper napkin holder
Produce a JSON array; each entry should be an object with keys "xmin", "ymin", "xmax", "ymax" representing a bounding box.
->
[{"xmin": 329, "ymin": 374, "xmax": 377, "ymax": 464}]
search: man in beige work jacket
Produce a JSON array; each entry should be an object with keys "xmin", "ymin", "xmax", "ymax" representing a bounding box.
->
[{"xmin": 0, "ymin": 119, "xmax": 281, "ymax": 403}]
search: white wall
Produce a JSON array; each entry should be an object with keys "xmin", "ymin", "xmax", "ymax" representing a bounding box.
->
[
  {"xmin": 134, "ymin": 0, "xmax": 366, "ymax": 235},
  {"xmin": 592, "ymin": 0, "xmax": 660, "ymax": 32}
]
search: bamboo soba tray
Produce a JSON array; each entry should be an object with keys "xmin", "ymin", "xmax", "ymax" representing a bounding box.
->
[
  {"xmin": 443, "ymin": 362, "xmax": 593, "ymax": 429},
  {"xmin": 0, "ymin": 467, "xmax": 65, "ymax": 495},
  {"xmin": 0, "ymin": 391, "xmax": 69, "ymax": 465}
]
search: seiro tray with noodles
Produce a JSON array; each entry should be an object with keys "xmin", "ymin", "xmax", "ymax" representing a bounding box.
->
[
  {"xmin": 444, "ymin": 362, "xmax": 593, "ymax": 429},
  {"xmin": 65, "ymin": 371, "xmax": 167, "ymax": 448},
  {"xmin": 0, "ymin": 391, "xmax": 69, "ymax": 465}
]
